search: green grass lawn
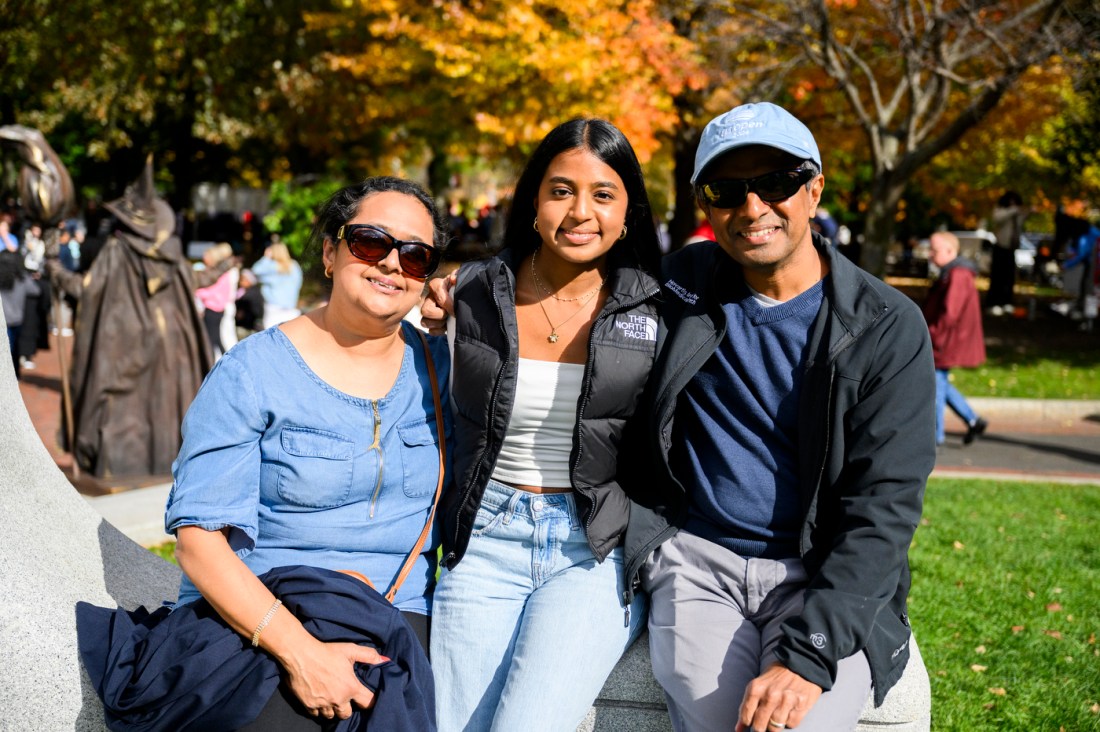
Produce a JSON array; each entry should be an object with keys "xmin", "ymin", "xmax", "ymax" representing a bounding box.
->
[
  {"xmin": 910, "ymin": 478, "xmax": 1100, "ymax": 729},
  {"xmin": 148, "ymin": 540, "xmax": 176, "ymax": 564},
  {"xmin": 950, "ymin": 347, "xmax": 1100, "ymax": 400}
]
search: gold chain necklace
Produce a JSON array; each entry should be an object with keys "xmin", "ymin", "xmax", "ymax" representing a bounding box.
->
[{"xmin": 529, "ymin": 249, "xmax": 606, "ymax": 344}]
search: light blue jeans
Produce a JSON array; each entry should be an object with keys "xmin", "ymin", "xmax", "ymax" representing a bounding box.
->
[
  {"xmin": 935, "ymin": 368, "xmax": 978, "ymax": 444},
  {"xmin": 431, "ymin": 479, "xmax": 647, "ymax": 732}
]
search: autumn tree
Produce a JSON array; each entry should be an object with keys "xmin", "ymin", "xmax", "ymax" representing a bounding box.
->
[
  {"xmin": 0, "ymin": 0, "xmax": 327, "ymax": 205},
  {"xmin": 731, "ymin": 0, "xmax": 1094, "ymax": 275},
  {"xmin": 297, "ymin": 0, "xmax": 702, "ymax": 198}
]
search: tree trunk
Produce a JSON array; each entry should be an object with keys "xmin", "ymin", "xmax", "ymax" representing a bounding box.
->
[
  {"xmin": 668, "ymin": 127, "xmax": 701, "ymax": 251},
  {"xmin": 860, "ymin": 174, "xmax": 907, "ymax": 279}
]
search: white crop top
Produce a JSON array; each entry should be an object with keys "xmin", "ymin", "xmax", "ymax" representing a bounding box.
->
[{"xmin": 491, "ymin": 358, "xmax": 584, "ymax": 488}]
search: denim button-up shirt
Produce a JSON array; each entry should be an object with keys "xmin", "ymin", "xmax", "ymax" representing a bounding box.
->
[{"xmin": 166, "ymin": 322, "xmax": 451, "ymax": 614}]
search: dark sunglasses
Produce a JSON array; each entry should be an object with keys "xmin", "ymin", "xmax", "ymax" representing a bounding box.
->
[
  {"xmin": 336, "ymin": 224, "xmax": 441, "ymax": 280},
  {"xmin": 696, "ymin": 166, "xmax": 816, "ymax": 209}
]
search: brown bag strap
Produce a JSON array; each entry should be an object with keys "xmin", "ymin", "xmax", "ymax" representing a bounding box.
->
[{"xmin": 384, "ymin": 329, "xmax": 446, "ymax": 603}]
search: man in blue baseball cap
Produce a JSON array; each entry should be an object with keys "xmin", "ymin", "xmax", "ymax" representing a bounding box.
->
[{"xmin": 622, "ymin": 102, "xmax": 935, "ymax": 731}]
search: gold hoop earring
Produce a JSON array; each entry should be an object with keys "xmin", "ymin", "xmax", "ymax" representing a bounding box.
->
[
  {"xmin": 324, "ymin": 265, "xmax": 333, "ymax": 279},
  {"xmin": 532, "ymin": 217, "xmax": 539, "ymax": 233},
  {"xmin": 619, "ymin": 226, "xmax": 628, "ymax": 241}
]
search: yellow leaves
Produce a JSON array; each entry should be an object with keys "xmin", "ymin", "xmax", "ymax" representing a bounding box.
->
[
  {"xmin": 970, "ymin": 664, "xmax": 988, "ymax": 672},
  {"xmin": 299, "ymin": 0, "xmax": 700, "ymax": 159},
  {"xmin": 988, "ymin": 687, "xmax": 1007, "ymax": 696}
]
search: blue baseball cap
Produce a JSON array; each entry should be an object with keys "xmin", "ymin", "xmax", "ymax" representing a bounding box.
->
[{"xmin": 692, "ymin": 102, "xmax": 822, "ymax": 184}]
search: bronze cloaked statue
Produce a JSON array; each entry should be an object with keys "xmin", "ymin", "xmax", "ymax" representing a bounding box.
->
[{"xmin": 41, "ymin": 157, "xmax": 216, "ymax": 480}]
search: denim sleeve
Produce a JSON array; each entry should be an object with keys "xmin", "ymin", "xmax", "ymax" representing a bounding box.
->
[{"xmin": 165, "ymin": 350, "xmax": 264, "ymax": 553}]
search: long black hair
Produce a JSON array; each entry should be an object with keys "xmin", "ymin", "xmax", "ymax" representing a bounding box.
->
[
  {"xmin": 501, "ymin": 119, "xmax": 662, "ymax": 275},
  {"xmin": 309, "ymin": 176, "xmax": 448, "ymax": 254}
]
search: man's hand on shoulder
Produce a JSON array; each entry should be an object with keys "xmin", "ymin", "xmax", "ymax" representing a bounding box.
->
[{"xmin": 736, "ymin": 663, "xmax": 822, "ymax": 732}]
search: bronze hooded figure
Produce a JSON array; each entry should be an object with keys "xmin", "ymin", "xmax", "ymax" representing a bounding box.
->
[{"xmin": 45, "ymin": 157, "xmax": 214, "ymax": 479}]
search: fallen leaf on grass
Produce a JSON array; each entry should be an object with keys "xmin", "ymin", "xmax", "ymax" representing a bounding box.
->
[
  {"xmin": 1011, "ymin": 626, "xmax": 1025, "ymax": 634},
  {"xmin": 975, "ymin": 645, "xmax": 987, "ymax": 654},
  {"xmin": 971, "ymin": 664, "xmax": 988, "ymax": 672},
  {"xmin": 953, "ymin": 540, "xmax": 965, "ymax": 550},
  {"xmin": 1089, "ymin": 633, "xmax": 1096, "ymax": 645},
  {"xmin": 988, "ymin": 687, "xmax": 1006, "ymax": 696},
  {"xmin": 1044, "ymin": 630, "xmax": 1063, "ymax": 640},
  {"xmin": 1090, "ymin": 703, "xmax": 1098, "ymax": 714},
  {"xmin": 1047, "ymin": 602, "xmax": 1063, "ymax": 612},
  {"xmin": 936, "ymin": 670, "xmax": 947, "ymax": 677},
  {"xmin": 983, "ymin": 702, "xmax": 995, "ymax": 710}
]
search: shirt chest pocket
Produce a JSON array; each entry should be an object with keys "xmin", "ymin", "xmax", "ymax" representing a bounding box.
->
[
  {"xmin": 277, "ymin": 427, "xmax": 355, "ymax": 509},
  {"xmin": 398, "ymin": 419, "xmax": 439, "ymax": 498}
]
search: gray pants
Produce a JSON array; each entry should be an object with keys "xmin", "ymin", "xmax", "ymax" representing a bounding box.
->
[{"xmin": 642, "ymin": 531, "xmax": 872, "ymax": 731}]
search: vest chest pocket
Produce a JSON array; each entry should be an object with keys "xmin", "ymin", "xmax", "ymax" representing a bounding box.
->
[
  {"xmin": 277, "ymin": 427, "xmax": 355, "ymax": 509},
  {"xmin": 398, "ymin": 419, "xmax": 438, "ymax": 498}
]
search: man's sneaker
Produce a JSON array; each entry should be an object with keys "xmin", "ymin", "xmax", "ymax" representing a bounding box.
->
[
  {"xmin": 963, "ymin": 417, "xmax": 988, "ymax": 445},
  {"xmin": 20, "ymin": 358, "xmax": 36, "ymax": 371}
]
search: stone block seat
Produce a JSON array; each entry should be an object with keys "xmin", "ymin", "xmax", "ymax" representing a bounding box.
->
[{"xmin": 0, "ymin": 317, "xmax": 929, "ymax": 731}]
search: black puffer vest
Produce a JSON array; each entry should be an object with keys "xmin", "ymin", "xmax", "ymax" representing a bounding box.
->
[{"xmin": 441, "ymin": 247, "xmax": 661, "ymax": 569}]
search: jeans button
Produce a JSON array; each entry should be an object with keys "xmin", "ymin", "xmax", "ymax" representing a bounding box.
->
[{"xmin": 533, "ymin": 498, "xmax": 544, "ymax": 511}]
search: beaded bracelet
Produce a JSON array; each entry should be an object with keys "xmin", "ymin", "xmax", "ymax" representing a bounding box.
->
[{"xmin": 250, "ymin": 599, "xmax": 283, "ymax": 647}]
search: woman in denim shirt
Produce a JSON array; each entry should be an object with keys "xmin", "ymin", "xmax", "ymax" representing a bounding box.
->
[{"xmin": 165, "ymin": 177, "xmax": 451, "ymax": 725}]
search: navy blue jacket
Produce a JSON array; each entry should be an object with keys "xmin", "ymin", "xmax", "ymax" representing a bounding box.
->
[{"xmin": 77, "ymin": 565, "xmax": 435, "ymax": 731}]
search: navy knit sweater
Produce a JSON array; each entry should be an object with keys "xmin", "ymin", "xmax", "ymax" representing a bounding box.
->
[{"xmin": 672, "ymin": 276, "xmax": 824, "ymax": 559}]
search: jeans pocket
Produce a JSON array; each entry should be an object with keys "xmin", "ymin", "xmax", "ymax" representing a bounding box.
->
[{"xmin": 471, "ymin": 504, "xmax": 507, "ymax": 537}]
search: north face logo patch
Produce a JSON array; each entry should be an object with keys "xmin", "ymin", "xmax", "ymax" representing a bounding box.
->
[{"xmin": 615, "ymin": 314, "xmax": 657, "ymax": 341}]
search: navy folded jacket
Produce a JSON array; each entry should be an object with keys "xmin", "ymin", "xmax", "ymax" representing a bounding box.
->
[{"xmin": 77, "ymin": 565, "xmax": 435, "ymax": 732}]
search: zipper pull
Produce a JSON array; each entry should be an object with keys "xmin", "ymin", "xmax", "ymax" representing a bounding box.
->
[{"xmin": 624, "ymin": 605, "xmax": 630, "ymax": 628}]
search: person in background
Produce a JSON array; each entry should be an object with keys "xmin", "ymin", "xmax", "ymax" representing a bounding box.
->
[
  {"xmin": 18, "ymin": 223, "xmax": 47, "ymax": 371},
  {"xmin": 194, "ymin": 242, "xmax": 238, "ymax": 360},
  {"xmin": 987, "ymin": 190, "xmax": 1029, "ymax": 316},
  {"xmin": 685, "ymin": 218, "xmax": 716, "ymax": 245},
  {"xmin": 1061, "ymin": 220, "xmax": 1098, "ymax": 319},
  {"xmin": 253, "ymin": 240, "xmax": 303, "ymax": 328},
  {"xmin": 1, "ymin": 249, "xmax": 36, "ymax": 378},
  {"xmin": 924, "ymin": 231, "xmax": 988, "ymax": 446},
  {"xmin": 622, "ymin": 102, "xmax": 934, "ymax": 732},
  {"xmin": 424, "ymin": 118, "xmax": 662, "ymax": 732},
  {"xmin": 234, "ymin": 268, "xmax": 266, "ymax": 340},
  {"xmin": 0, "ymin": 217, "xmax": 18, "ymax": 252}
]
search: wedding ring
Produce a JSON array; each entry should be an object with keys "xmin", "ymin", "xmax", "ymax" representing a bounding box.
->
[{"xmin": 768, "ymin": 721, "xmax": 786, "ymax": 730}]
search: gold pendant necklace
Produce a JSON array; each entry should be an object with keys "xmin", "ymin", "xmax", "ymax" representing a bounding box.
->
[{"xmin": 530, "ymin": 249, "xmax": 605, "ymax": 343}]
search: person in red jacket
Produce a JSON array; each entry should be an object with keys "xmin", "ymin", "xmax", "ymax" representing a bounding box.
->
[{"xmin": 924, "ymin": 231, "xmax": 988, "ymax": 446}]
